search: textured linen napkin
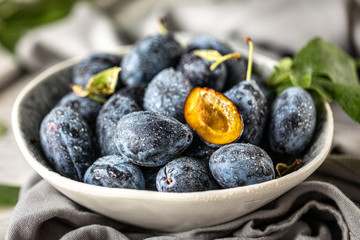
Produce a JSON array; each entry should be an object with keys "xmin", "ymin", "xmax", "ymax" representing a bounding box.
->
[
  {"xmin": 6, "ymin": 0, "xmax": 360, "ymax": 239},
  {"xmin": 6, "ymin": 158, "xmax": 360, "ymax": 239}
]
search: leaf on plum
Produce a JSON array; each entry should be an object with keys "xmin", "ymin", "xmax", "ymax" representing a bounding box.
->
[{"xmin": 269, "ymin": 37, "xmax": 360, "ymax": 124}]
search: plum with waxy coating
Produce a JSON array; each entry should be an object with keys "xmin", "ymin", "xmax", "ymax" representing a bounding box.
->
[
  {"xmin": 209, "ymin": 143, "xmax": 275, "ymax": 188},
  {"xmin": 156, "ymin": 156, "xmax": 219, "ymax": 192},
  {"xmin": 187, "ymin": 36, "xmax": 247, "ymax": 89},
  {"xmin": 177, "ymin": 51, "xmax": 226, "ymax": 92},
  {"xmin": 115, "ymin": 111, "xmax": 193, "ymax": 167},
  {"xmin": 56, "ymin": 92, "xmax": 103, "ymax": 131},
  {"xmin": 96, "ymin": 93, "xmax": 141, "ymax": 156},
  {"xmin": 224, "ymin": 80, "xmax": 268, "ymax": 145},
  {"xmin": 73, "ymin": 53, "xmax": 121, "ymax": 88},
  {"xmin": 143, "ymin": 68, "xmax": 192, "ymax": 122},
  {"xmin": 40, "ymin": 106, "xmax": 94, "ymax": 181},
  {"xmin": 120, "ymin": 34, "xmax": 183, "ymax": 87},
  {"xmin": 115, "ymin": 83, "xmax": 147, "ymax": 108},
  {"xmin": 268, "ymin": 87, "xmax": 316, "ymax": 155},
  {"xmin": 84, "ymin": 155, "xmax": 145, "ymax": 189}
]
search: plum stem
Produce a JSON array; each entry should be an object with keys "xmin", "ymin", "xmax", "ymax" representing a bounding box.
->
[
  {"xmin": 245, "ymin": 36, "xmax": 254, "ymax": 81},
  {"xmin": 210, "ymin": 52, "xmax": 241, "ymax": 71},
  {"xmin": 157, "ymin": 17, "xmax": 169, "ymax": 35}
]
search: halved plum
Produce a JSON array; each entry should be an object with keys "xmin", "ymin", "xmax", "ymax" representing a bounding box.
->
[{"xmin": 184, "ymin": 87, "xmax": 243, "ymax": 145}]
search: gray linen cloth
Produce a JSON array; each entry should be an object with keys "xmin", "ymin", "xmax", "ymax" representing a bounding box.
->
[
  {"xmin": 6, "ymin": 156, "xmax": 360, "ymax": 240},
  {"xmin": 6, "ymin": 0, "xmax": 360, "ymax": 239}
]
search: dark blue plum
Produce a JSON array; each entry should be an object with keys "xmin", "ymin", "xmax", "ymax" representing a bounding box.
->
[
  {"xmin": 56, "ymin": 92, "xmax": 104, "ymax": 157},
  {"xmin": 96, "ymin": 93, "xmax": 141, "ymax": 156},
  {"xmin": 182, "ymin": 131, "xmax": 216, "ymax": 162},
  {"xmin": 187, "ymin": 35, "xmax": 247, "ymax": 90},
  {"xmin": 176, "ymin": 51, "xmax": 226, "ymax": 91},
  {"xmin": 187, "ymin": 36, "xmax": 235, "ymax": 57},
  {"xmin": 114, "ymin": 111, "xmax": 193, "ymax": 167},
  {"xmin": 268, "ymin": 87, "xmax": 316, "ymax": 155},
  {"xmin": 224, "ymin": 80, "xmax": 269, "ymax": 145},
  {"xmin": 143, "ymin": 68, "xmax": 192, "ymax": 122},
  {"xmin": 73, "ymin": 53, "xmax": 121, "ymax": 88},
  {"xmin": 251, "ymin": 75, "xmax": 274, "ymax": 104},
  {"xmin": 209, "ymin": 143, "xmax": 275, "ymax": 188},
  {"xmin": 156, "ymin": 157, "xmax": 218, "ymax": 192},
  {"xmin": 140, "ymin": 166, "xmax": 161, "ymax": 191},
  {"xmin": 40, "ymin": 106, "xmax": 94, "ymax": 181},
  {"xmin": 56, "ymin": 92, "xmax": 103, "ymax": 130},
  {"xmin": 120, "ymin": 34, "xmax": 183, "ymax": 87},
  {"xmin": 84, "ymin": 155, "xmax": 145, "ymax": 189},
  {"xmin": 115, "ymin": 83, "xmax": 147, "ymax": 108}
]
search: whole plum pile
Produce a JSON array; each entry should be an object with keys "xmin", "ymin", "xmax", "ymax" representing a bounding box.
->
[{"xmin": 40, "ymin": 31, "xmax": 317, "ymax": 192}]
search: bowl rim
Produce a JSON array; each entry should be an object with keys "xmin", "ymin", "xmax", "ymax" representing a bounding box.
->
[{"xmin": 11, "ymin": 45, "xmax": 334, "ymax": 202}]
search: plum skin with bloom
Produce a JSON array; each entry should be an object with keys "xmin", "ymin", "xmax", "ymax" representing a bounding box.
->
[
  {"xmin": 156, "ymin": 156, "xmax": 219, "ymax": 192},
  {"xmin": 115, "ymin": 111, "xmax": 193, "ymax": 167},
  {"xmin": 209, "ymin": 143, "xmax": 275, "ymax": 188},
  {"xmin": 84, "ymin": 155, "xmax": 145, "ymax": 189},
  {"xmin": 40, "ymin": 106, "xmax": 95, "ymax": 181},
  {"xmin": 268, "ymin": 86, "xmax": 317, "ymax": 155}
]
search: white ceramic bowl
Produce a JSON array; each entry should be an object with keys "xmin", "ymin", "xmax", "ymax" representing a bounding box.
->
[{"xmin": 12, "ymin": 46, "xmax": 333, "ymax": 232}]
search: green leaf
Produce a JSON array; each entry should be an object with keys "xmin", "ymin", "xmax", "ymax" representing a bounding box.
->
[
  {"xmin": 71, "ymin": 67, "xmax": 121, "ymax": 104},
  {"xmin": 274, "ymin": 81, "xmax": 295, "ymax": 95},
  {"xmin": 0, "ymin": 185, "xmax": 19, "ymax": 207},
  {"xmin": 333, "ymin": 84, "xmax": 360, "ymax": 123},
  {"xmin": 86, "ymin": 67, "xmax": 121, "ymax": 96},
  {"xmin": 307, "ymin": 79, "xmax": 333, "ymax": 102},
  {"xmin": 278, "ymin": 57, "xmax": 293, "ymax": 70},
  {"xmin": 292, "ymin": 72, "xmax": 312, "ymax": 88},
  {"xmin": 356, "ymin": 59, "xmax": 360, "ymax": 68},
  {"xmin": 268, "ymin": 57, "xmax": 293, "ymax": 86},
  {"xmin": 268, "ymin": 36, "xmax": 360, "ymax": 124},
  {"xmin": 316, "ymin": 80, "xmax": 360, "ymax": 124},
  {"xmin": 0, "ymin": 120, "xmax": 6, "ymax": 136},
  {"xmin": 0, "ymin": 0, "xmax": 80, "ymax": 52},
  {"xmin": 87, "ymin": 94, "xmax": 107, "ymax": 104},
  {"xmin": 293, "ymin": 37, "xmax": 359, "ymax": 86}
]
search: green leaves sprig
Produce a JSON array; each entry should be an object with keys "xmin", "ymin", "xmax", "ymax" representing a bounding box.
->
[
  {"xmin": 269, "ymin": 37, "xmax": 360, "ymax": 124},
  {"xmin": 72, "ymin": 67, "xmax": 121, "ymax": 103}
]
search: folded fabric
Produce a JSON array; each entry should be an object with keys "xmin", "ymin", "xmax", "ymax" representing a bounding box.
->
[
  {"xmin": 6, "ymin": 160, "xmax": 360, "ymax": 240},
  {"xmin": 308, "ymin": 155, "xmax": 360, "ymax": 203},
  {"xmin": 15, "ymin": 1, "xmax": 123, "ymax": 72}
]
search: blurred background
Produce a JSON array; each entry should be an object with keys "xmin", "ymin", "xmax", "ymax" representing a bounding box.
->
[{"xmin": 0, "ymin": 0, "xmax": 359, "ymax": 238}]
